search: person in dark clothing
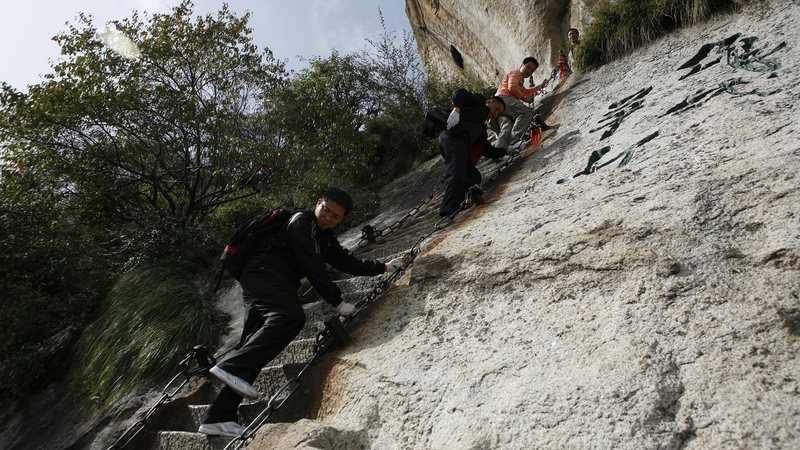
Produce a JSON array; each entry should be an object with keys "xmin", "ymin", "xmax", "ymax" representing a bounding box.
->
[
  {"xmin": 199, "ymin": 188, "xmax": 407, "ymax": 437},
  {"xmin": 439, "ymin": 88, "xmax": 514, "ymax": 216}
]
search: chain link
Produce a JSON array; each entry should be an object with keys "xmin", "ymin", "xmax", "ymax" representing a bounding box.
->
[
  {"xmin": 107, "ymin": 346, "xmax": 216, "ymax": 449},
  {"xmin": 109, "ymin": 90, "xmax": 536, "ymax": 449},
  {"xmin": 355, "ymin": 175, "xmax": 446, "ymax": 249},
  {"xmin": 223, "ymin": 198, "xmax": 479, "ymax": 449}
]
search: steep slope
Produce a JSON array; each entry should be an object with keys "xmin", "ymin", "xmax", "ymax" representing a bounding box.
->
[{"xmin": 276, "ymin": 2, "xmax": 799, "ymax": 448}]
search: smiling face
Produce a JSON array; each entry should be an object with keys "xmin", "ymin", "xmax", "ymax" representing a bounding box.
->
[
  {"xmin": 568, "ymin": 29, "xmax": 580, "ymax": 45},
  {"xmin": 520, "ymin": 61, "xmax": 538, "ymax": 78},
  {"xmin": 314, "ymin": 199, "xmax": 346, "ymax": 229}
]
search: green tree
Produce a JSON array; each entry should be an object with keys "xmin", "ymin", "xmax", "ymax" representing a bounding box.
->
[
  {"xmin": 267, "ymin": 51, "xmax": 379, "ymax": 203},
  {"xmin": 360, "ymin": 13, "xmax": 431, "ymax": 174},
  {"xmin": 0, "ymin": 168, "xmax": 106, "ymax": 395},
  {"xmin": 0, "ymin": 1, "xmax": 287, "ymax": 261},
  {"xmin": 0, "ymin": 0, "xmax": 284, "ymax": 398}
]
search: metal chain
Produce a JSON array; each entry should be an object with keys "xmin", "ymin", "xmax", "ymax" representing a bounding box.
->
[
  {"xmin": 107, "ymin": 346, "xmax": 216, "ymax": 450},
  {"xmin": 356, "ymin": 175, "xmax": 446, "ymax": 249},
  {"xmin": 223, "ymin": 144, "xmax": 530, "ymax": 449},
  {"xmin": 109, "ymin": 97, "xmax": 533, "ymax": 450},
  {"xmin": 530, "ymin": 54, "xmax": 567, "ymax": 98}
]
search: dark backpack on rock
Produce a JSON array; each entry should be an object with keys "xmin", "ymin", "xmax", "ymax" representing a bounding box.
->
[{"xmin": 213, "ymin": 208, "xmax": 296, "ymax": 291}]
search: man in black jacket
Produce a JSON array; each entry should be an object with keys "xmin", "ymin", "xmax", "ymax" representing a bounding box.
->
[
  {"xmin": 439, "ymin": 88, "xmax": 510, "ymax": 216},
  {"xmin": 199, "ymin": 188, "xmax": 406, "ymax": 437}
]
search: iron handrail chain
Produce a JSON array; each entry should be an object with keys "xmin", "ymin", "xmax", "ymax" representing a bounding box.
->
[
  {"xmin": 109, "ymin": 122, "xmax": 530, "ymax": 450},
  {"xmin": 223, "ymin": 152, "xmax": 520, "ymax": 448},
  {"xmin": 356, "ymin": 175, "xmax": 446, "ymax": 249},
  {"xmin": 107, "ymin": 349, "xmax": 215, "ymax": 449}
]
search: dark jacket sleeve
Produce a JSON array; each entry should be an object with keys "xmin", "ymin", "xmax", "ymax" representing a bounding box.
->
[
  {"xmin": 286, "ymin": 211, "xmax": 344, "ymax": 306},
  {"xmin": 452, "ymin": 88, "xmax": 482, "ymax": 109},
  {"xmin": 451, "ymin": 88, "xmax": 489, "ymax": 132},
  {"xmin": 325, "ymin": 238, "xmax": 386, "ymax": 277}
]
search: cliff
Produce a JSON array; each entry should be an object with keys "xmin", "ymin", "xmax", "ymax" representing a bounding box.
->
[
  {"xmin": 404, "ymin": 0, "xmax": 595, "ymax": 83},
  {"xmin": 287, "ymin": 0, "xmax": 799, "ymax": 448},
  {"xmin": 74, "ymin": 0, "xmax": 799, "ymax": 448}
]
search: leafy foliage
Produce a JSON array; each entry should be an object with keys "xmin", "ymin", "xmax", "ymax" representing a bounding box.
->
[
  {"xmin": 0, "ymin": 170, "xmax": 106, "ymax": 396},
  {"xmin": 269, "ymin": 52, "xmax": 376, "ymax": 194},
  {"xmin": 575, "ymin": 0, "xmax": 756, "ymax": 70},
  {"xmin": 360, "ymin": 18, "xmax": 429, "ymax": 175},
  {"xmin": 0, "ymin": 2, "xmax": 287, "ymax": 262}
]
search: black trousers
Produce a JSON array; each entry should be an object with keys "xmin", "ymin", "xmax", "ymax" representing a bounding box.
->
[
  {"xmin": 202, "ymin": 284, "xmax": 305, "ymax": 424},
  {"xmin": 439, "ymin": 130, "xmax": 481, "ymax": 216}
]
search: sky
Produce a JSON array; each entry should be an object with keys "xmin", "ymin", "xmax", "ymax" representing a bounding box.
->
[{"xmin": 0, "ymin": 0, "xmax": 413, "ymax": 92}]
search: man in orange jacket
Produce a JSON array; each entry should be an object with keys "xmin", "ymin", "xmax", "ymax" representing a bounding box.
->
[{"xmin": 494, "ymin": 56, "xmax": 549, "ymax": 148}]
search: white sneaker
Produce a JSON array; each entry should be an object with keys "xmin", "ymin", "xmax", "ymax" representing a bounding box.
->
[
  {"xmin": 198, "ymin": 421, "xmax": 245, "ymax": 437},
  {"xmin": 209, "ymin": 366, "xmax": 258, "ymax": 399}
]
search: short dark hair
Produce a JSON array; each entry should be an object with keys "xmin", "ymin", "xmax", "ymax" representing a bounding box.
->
[
  {"xmin": 568, "ymin": 28, "xmax": 579, "ymax": 34},
  {"xmin": 490, "ymin": 96, "xmax": 506, "ymax": 111},
  {"xmin": 522, "ymin": 56, "xmax": 539, "ymax": 67},
  {"xmin": 321, "ymin": 187, "xmax": 353, "ymax": 214}
]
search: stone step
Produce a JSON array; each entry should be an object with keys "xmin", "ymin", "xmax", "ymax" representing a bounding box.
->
[
  {"xmin": 248, "ymin": 365, "xmax": 290, "ymax": 403},
  {"xmin": 186, "ymin": 402, "xmax": 276, "ymax": 432},
  {"xmin": 296, "ymin": 320, "xmax": 324, "ymax": 340},
  {"xmin": 187, "ymin": 405, "xmax": 209, "ymax": 431},
  {"xmin": 185, "ymin": 363, "xmax": 308, "ymax": 431},
  {"xmin": 333, "ymin": 274, "xmax": 387, "ymax": 293},
  {"xmin": 271, "ymin": 338, "xmax": 316, "ymax": 366},
  {"xmin": 302, "ymin": 290, "xmax": 377, "ymax": 322},
  {"xmin": 144, "ymin": 380, "xmax": 220, "ymax": 432},
  {"xmin": 300, "ymin": 275, "xmax": 384, "ymax": 305},
  {"xmin": 151, "ymin": 431, "xmax": 232, "ymax": 450},
  {"xmin": 374, "ymin": 211, "xmax": 440, "ymax": 238},
  {"xmin": 355, "ymin": 216, "xmax": 435, "ymax": 247},
  {"xmin": 354, "ymin": 239, "xmax": 417, "ymax": 261},
  {"xmin": 341, "ymin": 289, "xmax": 376, "ymax": 304},
  {"xmin": 154, "ymin": 422, "xmax": 294, "ymax": 450},
  {"xmin": 165, "ymin": 367, "xmax": 282, "ymax": 432},
  {"xmin": 302, "ymin": 300, "xmax": 335, "ymax": 323}
]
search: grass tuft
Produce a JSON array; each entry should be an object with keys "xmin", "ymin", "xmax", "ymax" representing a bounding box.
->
[
  {"xmin": 575, "ymin": 0, "xmax": 757, "ymax": 70},
  {"xmin": 72, "ymin": 263, "xmax": 224, "ymax": 410}
]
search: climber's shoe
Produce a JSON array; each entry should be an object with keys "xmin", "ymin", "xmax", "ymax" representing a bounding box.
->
[
  {"xmin": 198, "ymin": 421, "xmax": 245, "ymax": 437},
  {"xmin": 467, "ymin": 185, "xmax": 484, "ymax": 206},
  {"xmin": 209, "ymin": 366, "xmax": 258, "ymax": 399}
]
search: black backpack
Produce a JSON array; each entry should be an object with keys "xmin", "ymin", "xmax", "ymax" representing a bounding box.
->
[
  {"xmin": 213, "ymin": 208, "xmax": 297, "ymax": 291},
  {"xmin": 425, "ymin": 107, "xmax": 449, "ymax": 131}
]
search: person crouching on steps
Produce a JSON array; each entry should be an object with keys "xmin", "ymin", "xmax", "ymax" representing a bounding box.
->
[
  {"xmin": 199, "ymin": 187, "xmax": 407, "ymax": 437},
  {"xmin": 439, "ymin": 88, "xmax": 519, "ymax": 217}
]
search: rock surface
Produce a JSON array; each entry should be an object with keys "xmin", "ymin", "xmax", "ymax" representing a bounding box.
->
[
  {"xmin": 276, "ymin": 1, "xmax": 799, "ymax": 448},
  {"xmin": 248, "ymin": 419, "xmax": 368, "ymax": 450},
  {"xmin": 405, "ymin": 0, "xmax": 595, "ymax": 83}
]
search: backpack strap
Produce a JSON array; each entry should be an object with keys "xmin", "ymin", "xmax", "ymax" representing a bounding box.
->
[{"xmin": 289, "ymin": 210, "xmax": 305, "ymax": 226}]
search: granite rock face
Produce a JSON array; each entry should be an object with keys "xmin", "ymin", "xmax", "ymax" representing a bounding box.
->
[
  {"xmin": 289, "ymin": 1, "xmax": 799, "ymax": 448},
  {"xmin": 248, "ymin": 419, "xmax": 368, "ymax": 450},
  {"xmin": 405, "ymin": 0, "xmax": 594, "ymax": 84}
]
